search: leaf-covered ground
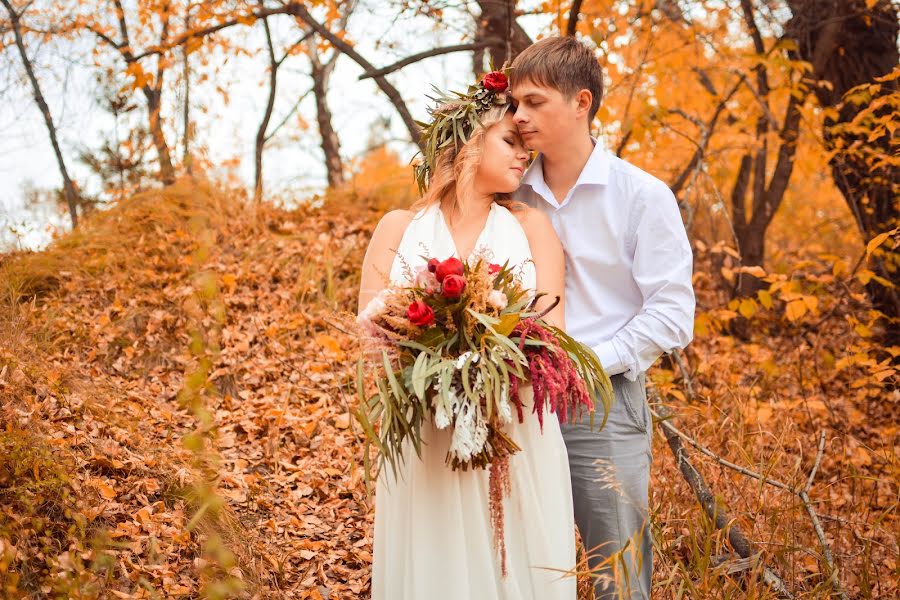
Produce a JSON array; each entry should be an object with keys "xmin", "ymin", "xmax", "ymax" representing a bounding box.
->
[{"xmin": 1, "ymin": 180, "xmax": 896, "ymax": 599}]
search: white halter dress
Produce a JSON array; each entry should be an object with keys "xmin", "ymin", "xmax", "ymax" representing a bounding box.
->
[{"xmin": 371, "ymin": 202, "xmax": 576, "ymax": 600}]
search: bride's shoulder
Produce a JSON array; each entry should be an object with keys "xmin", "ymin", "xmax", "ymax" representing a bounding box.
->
[
  {"xmin": 376, "ymin": 208, "xmax": 416, "ymax": 228},
  {"xmin": 371, "ymin": 209, "xmax": 416, "ymax": 241},
  {"xmin": 505, "ymin": 203, "xmax": 555, "ymax": 239}
]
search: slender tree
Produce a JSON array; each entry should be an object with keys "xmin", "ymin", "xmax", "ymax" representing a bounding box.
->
[{"xmin": 2, "ymin": 0, "xmax": 79, "ymax": 228}]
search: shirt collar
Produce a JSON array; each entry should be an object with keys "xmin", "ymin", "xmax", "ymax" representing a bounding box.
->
[{"xmin": 520, "ymin": 137, "xmax": 610, "ymax": 206}]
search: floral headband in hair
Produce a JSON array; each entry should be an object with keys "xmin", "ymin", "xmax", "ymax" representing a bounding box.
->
[{"xmin": 413, "ymin": 69, "xmax": 512, "ymax": 194}]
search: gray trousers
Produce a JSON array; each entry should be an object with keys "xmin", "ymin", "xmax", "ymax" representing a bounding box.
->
[{"xmin": 561, "ymin": 372, "xmax": 653, "ymax": 600}]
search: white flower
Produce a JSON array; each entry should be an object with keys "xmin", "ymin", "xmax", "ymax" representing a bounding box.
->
[
  {"xmin": 496, "ymin": 382, "xmax": 512, "ymax": 424},
  {"xmin": 359, "ymin": 288, "xmax": 390, "ymax": 321},
  {"xmin": 454, "ymin": 351, "xmax": 479, "ymax": 370},
  {"xmin": 448, "ymin": 401, "xmax": 488, "ymax": 463},
  {"xmin": 487, "ymin": 289, "xmax": 508, "ymax": 310}
]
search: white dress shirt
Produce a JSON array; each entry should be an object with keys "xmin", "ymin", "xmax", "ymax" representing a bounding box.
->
[{"xmin": 513, "ymin": 141, "xmax": 695, "ymax": 381}]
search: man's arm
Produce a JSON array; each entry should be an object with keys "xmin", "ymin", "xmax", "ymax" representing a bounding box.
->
[{"xmin": 593, "ymin": 179, "xmax": 695, "ymax": 380}]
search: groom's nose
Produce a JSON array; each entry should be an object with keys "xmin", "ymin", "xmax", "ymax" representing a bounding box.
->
[{"xmin": 513, "ymin": 112, "xmax": 530, "ymax": 131}]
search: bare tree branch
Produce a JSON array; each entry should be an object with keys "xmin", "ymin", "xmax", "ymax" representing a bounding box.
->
[
  {"xmin": 566, "ymin": 0, "xmax": 583, "ymax": 36},
  {"xmin": 285, "ymin": 3, "xmax": 423, "ymax": 150},
  {"xmin": 358, "ymin": 40, "xmax": 500, "ymax": 80}
]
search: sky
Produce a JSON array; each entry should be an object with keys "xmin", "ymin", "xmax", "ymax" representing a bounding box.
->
[{"xmin": 0, "ymin": 1, "xmax": 553, "ymax": 252}]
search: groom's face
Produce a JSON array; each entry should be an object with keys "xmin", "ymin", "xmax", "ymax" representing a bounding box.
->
[{"xmin": 510, "ymin": 80, "xmax": 579, "ymax": 153}]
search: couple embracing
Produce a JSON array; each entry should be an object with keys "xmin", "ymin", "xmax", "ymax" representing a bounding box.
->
[{"xmin": 358, "ymin": 36, "xmax": 695, "ymax": 600}]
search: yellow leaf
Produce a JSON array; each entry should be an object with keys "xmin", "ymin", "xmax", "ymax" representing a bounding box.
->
[
  {"xmin": 737, "ymin": 265, "xmax": 766, "ymax": 277},
  {"xmin": 694, "ymin": 312, "xmax": 711, "ymax": 336},
  {"xmin": 222, "ymin": 274, "xmax": 237, "ymax": 293},
  {"xmin": 802, "ymin": 295, "xmax": 819, "ymax": 314},
  {"xmin": 494, "ymin": 313, "xmax": 520, "ymax": 337},
  {"xmin": 738, "ymin": 298, "xmax": 757, "ymax": 319},
  {"xmin": 757, "ymin": 290, "xmax": 773, "ymax": 310},
  {"xmin": 785, "ymin": 300, "xmax": 807, "ymax": 321},
  {"xmin": 865, "ymin": 231, "xmax": 891, "ymax": 258},
  {"xmin": 668, "ymin": 389, "xmax": 686, "ymax": 403}
]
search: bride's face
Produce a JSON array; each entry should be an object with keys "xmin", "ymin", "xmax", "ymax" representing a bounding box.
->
[{"xmin": 473, "ymin": 112, "xmax": 529, "ymax": 195}]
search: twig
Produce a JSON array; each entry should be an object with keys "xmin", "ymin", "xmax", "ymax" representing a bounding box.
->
[
  {"xmin": 671, "ymin": 349, "xmax": 695, "ymax": 400},
  {"xmin": 798, "ymin": 432, "xmax": 847, "ymax": 599},
  {"xmin": 654, "ymin": 365, "xmax": 850, "ymax": 598},
  {"xmin": 653, "ymin": 398, "xmax": 795, "ymax": 598}
]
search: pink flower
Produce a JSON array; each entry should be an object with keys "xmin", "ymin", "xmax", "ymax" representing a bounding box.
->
[
  {"xmin": 415, "ymin": 266, "xmax": 439, "ymax": 293},
  {"xmin": 488, "ymin": 263, "xmax": 501, "ymax": 275}
]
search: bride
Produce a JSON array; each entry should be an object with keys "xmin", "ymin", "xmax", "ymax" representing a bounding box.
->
[{"xmin": 357, "ymin": 72, "xmax": 576, "ymax": 600}]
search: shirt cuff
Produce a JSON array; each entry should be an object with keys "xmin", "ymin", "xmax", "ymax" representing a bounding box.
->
[{"xmin": 593, "ymin": 341, "xmax": 628, "ymax": 378}]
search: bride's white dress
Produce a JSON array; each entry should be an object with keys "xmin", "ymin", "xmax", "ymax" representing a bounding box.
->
[{"xmin": 371, "ymin": 201, "xmax": 576, "ymax": 600}]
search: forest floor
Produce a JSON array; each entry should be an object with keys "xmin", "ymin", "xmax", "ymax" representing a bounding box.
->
[{"xmin": 1, "ymin": 180, "xmax": 896, "ymax": 599}]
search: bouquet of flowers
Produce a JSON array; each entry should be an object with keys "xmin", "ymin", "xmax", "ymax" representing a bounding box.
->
[
  {"xmin": 355, "ymin": 253, "xmax": 613, "ymax": 570},
  {"xmin": 356, "ymin": 253, "xmax": 616, "ymax": 474}
]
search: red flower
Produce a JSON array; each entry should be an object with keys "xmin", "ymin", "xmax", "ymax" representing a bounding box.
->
[
  {"xmin": 435, "ymin": 257, "xmax": 464, "ymax": 282},
  {"xmin": 407, "ymin": 300, "xmax": 435, "ymax": 327},
  {"xmin": 482, "ymin": 71, "xmax": 509, "ymax": 92},
  {"xmin": 488, "ymin": 263, "xmax": 501, "ymax": 275},
  {"xmin": 441, "ymin": 274, "xmax": 467, "ymax": 299},
  {"xmin": 427, "ymin": 258, "xmax": 441, "ymax": 273}
]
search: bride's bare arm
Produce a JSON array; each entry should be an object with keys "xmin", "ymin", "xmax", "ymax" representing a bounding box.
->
[
  {"xmin": 516, "ymin": 207, "xmax": 566, "ymax": 330},
  {"xmin": 358, "ymin": 210, "xmax": 414, "ymax": 313}
]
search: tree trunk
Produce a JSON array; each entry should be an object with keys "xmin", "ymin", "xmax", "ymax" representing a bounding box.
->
[
  {"xmin": 289, "ymin": 3, "xmax": 423, "ymax": 151},
  {"xmin": 182, "ymin": 8, "xmax": 192, "ymax": 176},
  {"xmin": 255, "ymin": 15, "xmax": 278, "ymax": 204},
  {"xmin": 472, "ymin": 0, "xmax": 532, "ymax": 76},
  {"xmin": 144, "ymin": 86, "xmax": 176, "ymax": 185},
  {"xmin": 3, "ymin": 0, "xmax": 79, "ymax": 228},
  {"xmin": 729, "ymin": 1, "xmax": 809, "ymax": 301},
  {"xmin": 309, "ymin": 46, "xmax": 344, "ymax": 188},
  {"xmin": 786, "ymin": 0, "xmax": 900, "ymax": 348}
]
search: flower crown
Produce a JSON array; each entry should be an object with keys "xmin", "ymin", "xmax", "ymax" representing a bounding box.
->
[{"xmin": 413, "ymin": 69, "xmax": 512, "ymax": 194}]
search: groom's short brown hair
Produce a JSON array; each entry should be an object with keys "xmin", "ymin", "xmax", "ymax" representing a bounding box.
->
[{"xmin": 509, "ymin": 37, "xmax": 603, "ymax": 122}]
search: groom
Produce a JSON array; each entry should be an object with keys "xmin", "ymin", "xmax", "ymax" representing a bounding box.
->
[{"xmin": 510, "ymin": 37, "xmax": 695, "ymax": 599}]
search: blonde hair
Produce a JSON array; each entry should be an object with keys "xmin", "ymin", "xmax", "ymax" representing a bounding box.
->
[{"xmin": 411, "ymin": 105, "xmax": 522, "ymax": 215}]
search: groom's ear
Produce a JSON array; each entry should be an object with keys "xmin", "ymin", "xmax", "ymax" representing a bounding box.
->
[{"xmin": 574, "ymin": 89, "xmax": 593, "ymax": 119}]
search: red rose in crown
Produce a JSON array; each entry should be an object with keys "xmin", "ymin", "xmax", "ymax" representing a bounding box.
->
[{"xmin": 482, "ymin": 71, "xmax": 509, "ymax": 92}]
